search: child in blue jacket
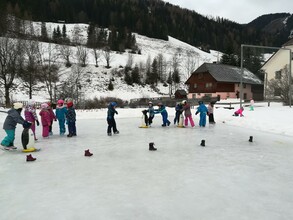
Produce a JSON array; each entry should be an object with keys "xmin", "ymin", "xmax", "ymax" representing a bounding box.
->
[
  {"xmin": 55, "ymin": 99, "xmax": 68, "ymax": 136},
  {"xmin": 195, "ymin": 101, "xmax": 208, "ymax": 127},
  {"xmin": 155, "ymin": 103, "xmax": 170, "ymax": 127}
]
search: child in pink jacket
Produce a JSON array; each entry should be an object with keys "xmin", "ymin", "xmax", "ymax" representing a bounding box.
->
[
  {"xmin": 39, "ymin": 103, "xmax": 51, "ymax": 138},
  {"xmin": 233, "ymin": 107, "xmax": 244, "ymax": 117},
  {"xmin": 47, "ymin": 102, "xmax": 57, "ymax": 135}
]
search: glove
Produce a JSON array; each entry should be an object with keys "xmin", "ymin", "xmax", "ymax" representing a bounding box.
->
[
  {"xmin": 23, "ymin": 121, "xmax": 32, "ymax": 129},
  {"xmin": 54, "ymin": 118, "xmax": 57, "ymax": 121},
  {"xmin": 36, "ymin": 120, "xmax": 40, "ymax": 126}
]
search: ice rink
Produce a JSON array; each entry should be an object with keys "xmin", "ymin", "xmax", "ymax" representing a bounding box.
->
[{"xmin": 1, "ymin": 115, "xmax": 293, "ymax": 220}]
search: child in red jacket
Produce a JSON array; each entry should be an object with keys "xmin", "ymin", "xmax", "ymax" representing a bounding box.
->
[{"xmin": 39, "ymin": 103, "xmax": 51, "ymax": 138}]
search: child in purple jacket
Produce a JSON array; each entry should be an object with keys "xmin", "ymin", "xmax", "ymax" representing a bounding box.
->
[{"xmin": 24, "ymin": 100, "xmax": 39, "ymax": 140}]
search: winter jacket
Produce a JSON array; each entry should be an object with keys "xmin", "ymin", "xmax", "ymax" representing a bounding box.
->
[
  {"xmin": 66, "ymin": 107, "xmax": 76, "ymax": 122},
  {"xmin": 55, "ymin": 105, "xmax": 68, "ymax": 121},
  {"xmin": 182, "ymin": 103, "xmax": 192, "ymax": 117},
  {"xmin": 3, "ymin": 109, "xmax": 25, "ymax": 130},
  {"xmin": 107, "ymin": 105, "xmax": 118, "ymax": 120},
  {"xmin": 234, "ymin": 108, "xmax": 244, "ymax": 116},
  {"xmin": 24, "ymin": 105, "xmax": 38, "ymax": 123},
  {"xmin": 208, "ymin": 104, "xmax": 214, "ymax": 114},
  {"xmin": 155, "ymin": 105, "xmax": 168, "ymax": 116},
  {"xmin": 148, "ymin": 106, "xmax": 155, "ymax": 117},
  {"xmin": 196, "ymin": 104, "xmax": 208, "ymax": 115},
  {"xmin": 48, "ymin": 108, "xmax": 57, "ymax": 121},
  {"xmin": 39, "ymin": 109, "xmax": 51, "ymax": 126}
]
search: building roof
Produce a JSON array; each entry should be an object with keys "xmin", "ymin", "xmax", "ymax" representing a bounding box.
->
[
  {"xmin": 188, "ymin": 63, "xmax": 263, "ymax": 85},
  {"xmin": 282, "ymin": 38, "xmax": 293, "ymax": 47}
]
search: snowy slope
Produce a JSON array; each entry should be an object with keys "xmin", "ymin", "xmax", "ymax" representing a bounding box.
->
[{"xmin": 10, "ymin": 22, "xmax": 220, "ymax": 102}]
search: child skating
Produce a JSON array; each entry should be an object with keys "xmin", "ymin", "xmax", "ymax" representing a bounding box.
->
[
  {"xmin": 39, "ymin": 103, "xmax": 51, "ymax": 138},
  {"xmin": 154, "ymin": 103, "xmax": 170, "ymax": 127},
  {"xmin": 66, "ymin": 100, "xmax": 76, "ymax": 137},
  {"xmin": 195, "ymin": 101, "xmax": 208, "ymax": 127},
  {"xmin": 107, "ymin": 102, "xmax": 119, "ymax": 136},
  {"xmin": 181, "ymin": 100, "xmax": 195, "ymax": 127},
  {"xmin": 24, "ymin": 100, "xmax": 40, "ymax": 140},
  {"xmin": 1, "ymin": 103, "xmax": 31, "ymax": 150},
  {"xmin": 55, "ymin": 99, "xmax": 68, "ymax": 136}
]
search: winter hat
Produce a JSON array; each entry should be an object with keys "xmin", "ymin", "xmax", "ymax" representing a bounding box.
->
[
  {"xmin": 110, "ymin": 102, "xmax": 117, "ymax": 107},
  {"xmin": 41, "ymin": 103, "xmax": 48, "ymax": 109},
  {"xmin": 182, "ymin": 100, "xmax": 187, "ymax": 104},
  {"xmin": 57, "ymin": 99, "xmax": 64, "ymax": 105},
  {"xmin": 13, "ymin": 102, "xmax": 23, "ymax": 109},
  {"xmin": 27, "ymin": 99, "xmax": 35, "ymax": 106},
  {"xmin": 67, "ymin": 101, "xmax": 73, "ymax": 108}
]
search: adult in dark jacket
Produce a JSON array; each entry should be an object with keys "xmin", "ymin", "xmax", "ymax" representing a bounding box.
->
[
  {"xmin": 107, "ymin": 102, "xmax": 119, "ymax": 136},
  {"xmin": 1, "ymin": 103, "xmax": 31, "ymax": 149}
]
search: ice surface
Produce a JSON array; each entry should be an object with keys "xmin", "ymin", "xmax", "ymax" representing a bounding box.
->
[{"xmin": 1, "ymin": 105, "xmax": 293, "ymax": 220}]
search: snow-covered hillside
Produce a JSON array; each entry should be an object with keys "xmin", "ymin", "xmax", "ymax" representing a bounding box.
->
[{"xmin": 11, "ymin": 22, "xmax": 221, "ymax": 102}]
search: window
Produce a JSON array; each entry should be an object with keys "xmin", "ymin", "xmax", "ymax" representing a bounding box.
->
[
  {"xmin": 275, "ymin": 70, "xmax": 281, "ymax": 79},
  {"xmin": 205, "ymin": 83, "xmax": 212, "ymax": 88},
  {"xmin": 193, "ymin": 83, "xmax": 197, "ymax": 89}
]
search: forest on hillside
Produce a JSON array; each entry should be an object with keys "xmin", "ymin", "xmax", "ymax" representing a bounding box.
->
[{"xmin": 0, "ymin": 0, "xmax": 292, "ymax": 54}]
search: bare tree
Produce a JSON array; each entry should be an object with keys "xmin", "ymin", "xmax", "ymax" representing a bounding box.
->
[
  {"xmin": 266, "ymin": 65, "xmax": 292, "ymax": 105},
  {"xmin": 76, "ymin": 45, "xmax": 88, "ymax": 67},
  {"xmin": 38, "ymin": 43, "xmax": 60, "ymax": 102},
  {"xmin": 103, "ymin": 46, "xmax": 113, "ymax": 68},
  {"xmin": 183, "ymin": 50, "xmax": 199, "ymax": 81},
  {"xmin": 72, "ymin": 25, "xmax": 83, "ymax": 45},
  {"xmin": 126, "ymin": 53, "xmax": 134, "ymax": 69},
  {"xmin": 65, "ymin": 64, "xmax": 86, "ymax": 104},
  {"xmin": 92, "ymin": 48, "xmax": 101, "ymax": 67},
  {"xmin": 58, "ymin": 44, "xmax": 72, "ymax": 67},
  {"xmin": 0, "ymin": 37, "xmax": 24, "ymax": 106},
  {"xmin": 19, "ymin": 39, "xmax": 42, "ymax": 99},
  {"xmin": 156, "ymin": 53, "xmax": 167, "ymax": 82}
]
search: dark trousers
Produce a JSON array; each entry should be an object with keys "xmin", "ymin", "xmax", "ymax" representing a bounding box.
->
[
  {"xmin": 49, "ymin": 120, "xmax": 53, "ymax": 132},
  {"xmin": 208, "ymin": 113, "xmax": 215, "ymax": 123},
  {"xmin": 148, "ymin": 115, "xmax": 154, "ymax": 125},
  {"xmin": 68, "ymin": 121, "xmax": 76, "ymax": 135},
  {"xmin": 107, "ymin": 118, "xmax": 117, "ymax": 133}
]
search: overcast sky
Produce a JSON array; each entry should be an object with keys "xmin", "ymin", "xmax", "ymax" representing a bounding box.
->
[{"xmin": 165, "ymin": 0, "xmax": 293, "ymax": 24}]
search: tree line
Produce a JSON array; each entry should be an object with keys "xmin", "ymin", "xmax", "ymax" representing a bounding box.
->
[{"xmin": 0, "ymin": 0, "xmax": 288, "ymax": 54}]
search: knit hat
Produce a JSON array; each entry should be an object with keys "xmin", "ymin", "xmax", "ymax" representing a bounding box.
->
[
  {"xmin": 67, "ymin": 101, "xmax": 73, "ymax": 108},
  {"xmin": 57, "ymin": 99, "xmax": 64, "ymax": 105},
  {"xmin": 13, "ymin": 102, "xmax": 23, "ymax": 109},
  {"xmin": 41, "ymin": 103, "xmax": 48, "ymax": 109}
]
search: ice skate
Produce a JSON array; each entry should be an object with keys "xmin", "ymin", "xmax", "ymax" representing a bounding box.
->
[
  {"xmin": 114, "ymin": 131, "xmax": 119, "ymax": 134},
  {"xmin": 108, "ymin": 133, "xmax": 112, "ymax": 136},
  {"xmin": 84, "ymin": 149, "xmax": 93, "ymax": 157},
  {"xmin": 26, "ymin": 154, "xmax": 36, "ymax": 161}
]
